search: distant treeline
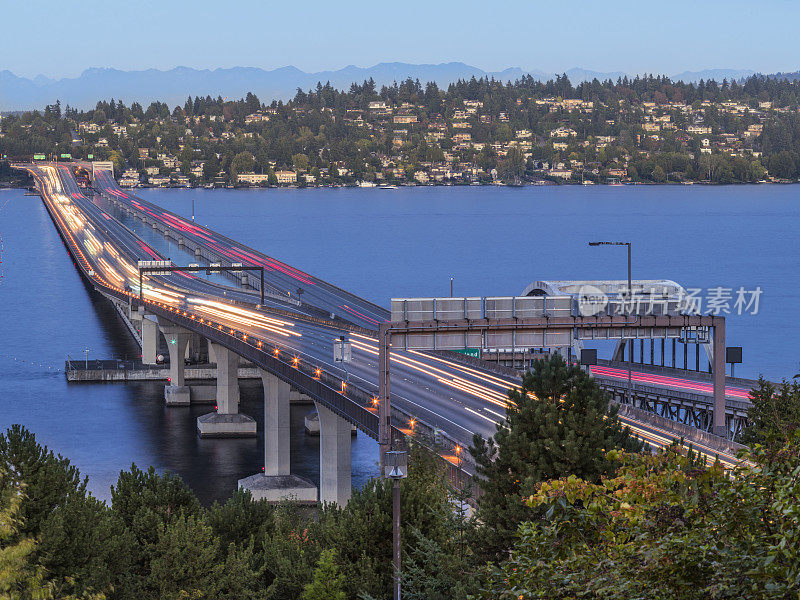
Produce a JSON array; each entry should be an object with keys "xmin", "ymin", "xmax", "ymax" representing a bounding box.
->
[{"xmin": 2, "ymin": 73, "xmax": 800, "ymax": 184}]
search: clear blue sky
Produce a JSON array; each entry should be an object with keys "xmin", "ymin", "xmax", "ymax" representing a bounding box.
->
[{"xmin": 3, "ymin": 0, "xmax": 797, "ymax": 79}]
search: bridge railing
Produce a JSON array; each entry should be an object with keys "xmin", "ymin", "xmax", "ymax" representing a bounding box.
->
[{"xmin": 149, "ymin": 301, "xmax": 474, "ymax": 459}]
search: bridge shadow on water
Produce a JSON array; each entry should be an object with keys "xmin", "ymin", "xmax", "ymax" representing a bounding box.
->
[{"xmin": 117, "ymin": 380, "xmax": 378, "ymax": 506}]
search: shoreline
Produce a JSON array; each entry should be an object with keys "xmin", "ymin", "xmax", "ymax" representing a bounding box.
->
[
  {"xmin": 3, "ymin": 178, "xmax": 799, "ymax": 191},
  {"xmin": 4, "ymin": 181, "xmax": 797, "ymax": 191}
]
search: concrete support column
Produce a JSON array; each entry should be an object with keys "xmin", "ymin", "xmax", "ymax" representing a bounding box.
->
[
  {"xmin": 237, "ymin": 370, "xmax": 317, "ymax": 503},
  {"xmin": 212, "ymin": 342, "xmax": 240, "ymax": 415},
  {"xmin": 261, "ymin": 370, "xmax": 291, "ymax": 476},
  {"xmin": 141, "ymin": 315, "xmax": 160, "ymax": 365},
  {"xmin": 196, "ymin": 342, "xmax": 256, "ymax": 437},
  {"xmin": 315, "ymin": 402, "xmax": 352, "ymax": 506},
  {"xmin": 158, "ymin": 320, "xmax": 191, "ymax": 406}
]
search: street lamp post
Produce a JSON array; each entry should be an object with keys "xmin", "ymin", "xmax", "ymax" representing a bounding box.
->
[
  {"xmin": 339, "ymin": 335, "xmax": 350, "ymax": 384},
  {"xmin": 450, "ymin": 277, "xmax": 454, "ymax": 298},
  {"xmin": 385, "ymin": 450, "xmax": 407, "ymax": 600},
  {"xmin": 589, "ymin": 241, "xmax": 632, "ymax": 404}
]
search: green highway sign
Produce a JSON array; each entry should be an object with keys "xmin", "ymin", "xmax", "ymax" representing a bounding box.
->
[
  {"xmin": 60, "ymin": 154, "xmax": 72, "ymax": 159},
  {"xmin": 87, "ymin": 154, "xmax": 94, "ymax": 159},
  {"xmin": 33, "ymin": 154, "xmax": 46, "ymax": 160},
  {"xmin": 453, "ymin": 348, "xmax": 480, "ymax": 358}
]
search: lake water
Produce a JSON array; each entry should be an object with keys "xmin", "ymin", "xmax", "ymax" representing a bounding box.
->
[{"xmin": 1, "ymin": 184, "xmax": 798, "ymax": 502}]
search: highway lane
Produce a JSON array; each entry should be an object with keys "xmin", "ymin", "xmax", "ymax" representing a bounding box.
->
[
  {"xmin": 91, "ymin": 169, "xmax": 389, "ymax": 329},
  {"xmin": 90, "ymin": 169, "xmax": 756, "ymax": 404},
  {"xmin": 30, "ymin": 165, "xmax": 502, "ymax": 446},
  {"xmin": 26, "ymin": 163, "xmax": 747, "ymax": 471},
  {"xmin": 590, "ymin": 364, "xmax": 753, "ymax": 400}
]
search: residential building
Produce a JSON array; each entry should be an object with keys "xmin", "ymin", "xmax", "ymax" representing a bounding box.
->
[{"xmin": 275, "ymin": 170, "xmax": 298, "ymax": 184}]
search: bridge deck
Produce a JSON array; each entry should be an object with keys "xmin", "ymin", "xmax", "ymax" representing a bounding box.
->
[{"xmin": 18, "ymin": 162, "xmax": 751, "ymax": 470}]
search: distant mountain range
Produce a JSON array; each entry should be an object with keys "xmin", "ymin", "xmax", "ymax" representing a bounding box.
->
[{"xmin": 0, "ymin": 63, "xmax": 784, "ymax": 112}]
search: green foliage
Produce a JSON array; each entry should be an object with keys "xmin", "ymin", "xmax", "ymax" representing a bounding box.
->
[
  {"xmin": 261, "ymin": 503, "xmax": 321, "ymax": 599},
  {"xmin": 257, "ymin": 443, "xmax": 479, "ymax": 600},
  {"xmin": 0, "ymin": 424, "xmax": 87, "ymax": 537},
  {"xmin": 38, "ymin": 493, "xmax": 134, "ymax": 598},
  {"xmin": 111, "ymin": 464, "xmax": 201, "ymax": 542},
  {"xmin": 301, "ymin": 549, "xmax": 346, "ymax": 600},
  {"xmin": 149, "ymin": 515, "xmax": 219, "ymax": 599},
  {"xmin": 469, "ymin": 353, "xmax": 643, "ymax": 560},
  {"xmin": 148, "ymin": 514, "xmax": 262, "ymax": 600},
  {"xmin": 230, "ymin": 151, "xmax": 255, "ymax": 179},
  {"xmin": 206, "ymin": 488, "xmax": 274, "ymax": 553},
  {"xmin": 109, "ymin": 464, "xmax": 203, "ymax": 597},
  {"xmin": 741, "ymin": 377, "xmax": 800, "ymax": 446},
  {"xmin": 401, "ymin": 528, "xmax": 476, "ymax": 600},
  {"xmin": 4, "ymin": 74, "xmax": 800, "ymax": 185},
  {"xmin": 0, "ymin": 467, "xmax": 51, "ymax": 600},
  {"xmin": 480, "ymin": 441, "xmax": 800, "ymax": 599}
]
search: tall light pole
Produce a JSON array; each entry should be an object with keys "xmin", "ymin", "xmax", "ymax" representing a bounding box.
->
[
  {"xmin": 589, "ymin": 241, "xmax": 632, "ymax": 404},
  {"xmin": 386, "ymin": 450, "xmax": 407, "ymax": 600},
  {"xmin": 450, "ymin": 277, "xmax": 454, "ymax": 298}
]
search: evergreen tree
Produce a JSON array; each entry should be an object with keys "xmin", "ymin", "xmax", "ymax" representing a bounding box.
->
[
  {"xmin": 109, "ymin": 465, "xmax": 201, "ymax": 597},
  {"xmin": 469, "ymin": 353, "xmax": 643, "ymax": 560},
  {"xmin": 300, "ymin": 549, "xmax": 345, "ymax": 600},
  {"xmin": 401, "ymin": 528, "xmax": 476, "ymax": 600},
  {"xmin": 38, "ymin": 493, "xmax": 135, "ymax": 598},
  {"xmin": 0, "ymin": 425, "xmax": 86, "ymax": 538},
  {"xmin": 206, "ymin": 489, "xmax": 274, "ymax": 553},
  {"xmin": 0, "ymin": 467, "xmax": 51, "ymax": 600},
  {"xmin": 740, "ymin": 377, "xmax": 800, "ymax": 447},
  {"xmin": 149, "ymin": 514, "xmax": 219, "ymax": 598}
]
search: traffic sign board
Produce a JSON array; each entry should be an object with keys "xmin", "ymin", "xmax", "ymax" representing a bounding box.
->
[
  {"xmin": 453, "ymin": 348, "xmax": 480, "ymax": 358},
  {"xmin": 137, "ymin": 260, "xmax": 172, "ymax": 275},
  {"xmin": 333, "ymin": 338, "xmax": 352, "ymax": 363}
]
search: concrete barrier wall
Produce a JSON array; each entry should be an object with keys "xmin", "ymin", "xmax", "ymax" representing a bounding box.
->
[{"xmin": 66, "ymin": 365, "xmax": 263, "ymax": 382}]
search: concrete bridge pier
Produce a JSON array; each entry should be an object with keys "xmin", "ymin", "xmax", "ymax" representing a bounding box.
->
[
  {"xmin": 238, "ymin": 370, "xmax": 316, "ymax": 503},
  {"xmin": 315, "ymin": 402, "xmax": 352, "ymax": 506},
  {"xmin": 141, "ymin": 313, "xmax": 160, "ymax": 365},
  {"xmin": 158, "ymin": 320, "xmax": 192, "ymax": 406},
  {"xmin": 197, "ymin": 342, "xmax": 256, "ymax": 437}
]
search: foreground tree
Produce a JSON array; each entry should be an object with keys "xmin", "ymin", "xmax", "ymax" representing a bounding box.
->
[
  {"xmin": 0, "ymin": 425, "xmax": 86, "ymax": 538},
  {"xmin": 469, "ymin": 353, "xmax": 643, "ymax": 560},
  {"xmin": 301, "ymin": 549, "xmax": 345, "ymax": 600},
  {"xmin": 482, "ymin": 441, "xmax": 800, "ymax": 599},
  {"xmin": 740, "ymin": 377, "xmax": 800, "ymax": 447},
  {"xmin": 0, "ymin": 468, "xmax": 51, "ymax": 600},
  {"xmin": 38, "ymin": 493, "xmax": 134, "ymax": 598}
]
